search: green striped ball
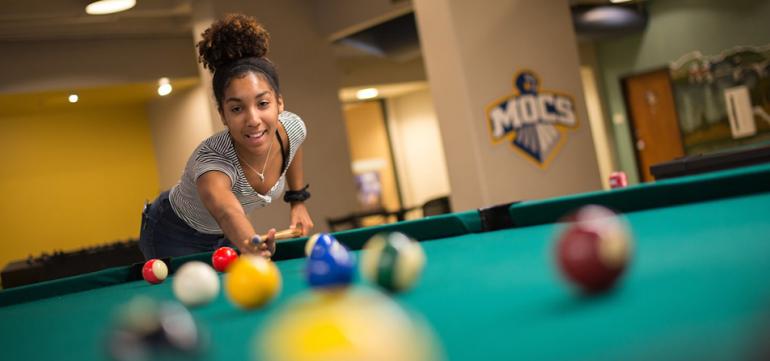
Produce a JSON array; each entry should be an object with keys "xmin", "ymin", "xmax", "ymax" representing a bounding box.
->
[{"xmin": 360, "ymin": 232, "xmax": 426, "ymax": 292}]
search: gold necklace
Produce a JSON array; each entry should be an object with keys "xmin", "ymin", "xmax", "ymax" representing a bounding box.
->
[{"xmin": 240, "ymin": 136, "xmax": 274, "ymax": 182}]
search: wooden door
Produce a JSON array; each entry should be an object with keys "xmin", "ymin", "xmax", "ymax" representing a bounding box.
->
[{"xmin": 622, "ymin": 68, "xmax": 685, "ymax": 182}]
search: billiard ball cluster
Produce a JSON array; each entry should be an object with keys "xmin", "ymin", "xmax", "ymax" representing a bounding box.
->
[
  {"xmin": 138, "ymin": 230, "xmax": 428, "ymax": 311},
  {"xmin": 140, "ymin": 246, "xmax": 281, "ymax": 310},
  {"xmin": 152, "ymin": 230, "xmax": 428, "ymax": 307},
  {"xmin": 122, "ymin": 203, "xmax": 634, "ymax": 361},
  {"xmin": 555, "ymin": 204, "xmax": 633, "ymax": 293},
  {"xmin": 123, "ymin": 232, "xmax": 428, "ymax": 361}
]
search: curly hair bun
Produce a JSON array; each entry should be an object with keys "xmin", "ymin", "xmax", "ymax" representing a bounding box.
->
[{"xmin": 197, "ymin": 14, "xmax": 270, "ymax": 73}]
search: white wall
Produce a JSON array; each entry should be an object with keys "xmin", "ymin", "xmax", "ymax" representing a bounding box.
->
[
  {"xmin": 386, "ymin": 88, "xmax": 451, "ymax": 208},
  {"xmin": 146, "ymin": 85, "xmax": 214, "ymax": 190},
  {"xmin": 578, "ymin": 42, "xmax": 618, "ymax": 190},
  {"xmin": 414, "ymin": 0, "xmax": 601, "ymax": 211}
]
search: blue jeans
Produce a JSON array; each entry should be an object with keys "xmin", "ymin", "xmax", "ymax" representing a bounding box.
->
[{"xmin": 139, "ymin": 191, "xmax": 232, "ymax": 260}]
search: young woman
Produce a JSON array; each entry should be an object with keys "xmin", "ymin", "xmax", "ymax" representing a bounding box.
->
[{"xmin": 139, "ymin": 14, "xmax": 313, "ymax": 260}]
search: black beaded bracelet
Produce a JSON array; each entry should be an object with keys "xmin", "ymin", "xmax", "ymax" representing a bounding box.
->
[{"xmin": 284, "ymin": 184, "xmax": 311, "ymax": 203}]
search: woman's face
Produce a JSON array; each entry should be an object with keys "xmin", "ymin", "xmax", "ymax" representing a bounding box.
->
[{"xmin": 220, "ymin": 72, "xmax": 283, "ymax": 154}]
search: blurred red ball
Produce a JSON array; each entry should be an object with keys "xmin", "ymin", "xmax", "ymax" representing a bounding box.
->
[{"xmin": 555, "ymin": 205, "xmax": 632, "ymax": 293}]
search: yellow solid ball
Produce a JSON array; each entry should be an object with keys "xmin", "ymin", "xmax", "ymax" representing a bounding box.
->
[
  {"xmin": 256, "ymin": 288, "xmax": 441, "ymax": 361},
  {"xmin": 225, "ymin": 255, "xmax": 282, "ymax": 310}
]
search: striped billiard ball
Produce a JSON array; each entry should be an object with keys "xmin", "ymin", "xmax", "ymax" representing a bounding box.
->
[
  {"xmin": 360, "ymin": 232, "xmax": 425, "ymax": 293},
  {"xmin": 555, "ymin": 205, "xmax": 633, "ymax": 293},
  {"xmin": 142, "ymin": 259, "xmax": 168, "ymax": 285}
]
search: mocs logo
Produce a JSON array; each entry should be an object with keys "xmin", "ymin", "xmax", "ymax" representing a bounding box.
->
[{"xmin": 485, "ymin": 70, "xmax": 579, "ymax": 168}]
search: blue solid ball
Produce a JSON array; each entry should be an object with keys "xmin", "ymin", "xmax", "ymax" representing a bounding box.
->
[
  {"xmin": 305, "ymin": 233, "xmax": 337, "ymax": 257},
  {"xmin": 306, "ymin": 241, "xmax": 355, "ymax": 288}
]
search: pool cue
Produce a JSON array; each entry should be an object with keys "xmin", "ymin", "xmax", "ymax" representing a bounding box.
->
[{"xmin": 251, "ymin": 228, "xmax": 303, "ymax": 244}]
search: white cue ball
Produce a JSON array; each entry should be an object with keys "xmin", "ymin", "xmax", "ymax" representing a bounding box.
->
[{"xmin": 172, "ymin": 261, "xmax": 220, "ymax": 307}]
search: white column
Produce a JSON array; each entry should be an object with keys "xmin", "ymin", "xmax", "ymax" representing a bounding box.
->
[{"xmin": 414, "ymin": 0, "xmax": 601, "ymax": 210}]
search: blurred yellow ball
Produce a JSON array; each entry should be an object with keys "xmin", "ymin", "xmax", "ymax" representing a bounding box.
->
[
  {"xmin": 225, "ymin": 255, "xmax": 281, "ymax": 310},
  {"xmin": 256, "ymin": 287, "xmax": 441, "ymax": 361}
]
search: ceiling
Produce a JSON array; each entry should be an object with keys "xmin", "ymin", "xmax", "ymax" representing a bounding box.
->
[
  {"xmin": 0, "ymin": 0, "xmax": 644, "ymax": 103},
  {"xmin": 0, "ymin": 0, "xmax": 192, "ymax": 42},
  {"xmin": 0, "ymin": 0, "xmax": 643, "ymax": 43}
]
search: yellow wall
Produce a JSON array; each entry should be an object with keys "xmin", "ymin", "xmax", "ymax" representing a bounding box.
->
[
  {"xmin": 0, "ymin": 100, "xmax": 160, "ymax": 269},
  {"xmin": 342, "ymin": 101, "xmax": 401, "ymax": 211}
]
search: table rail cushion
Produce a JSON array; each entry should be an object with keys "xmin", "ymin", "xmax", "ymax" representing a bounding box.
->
[
  {"xmin": 508, "ymin": 163, "xmax": 770, "ymax": 227},
  {"xmin": 0, "ymin": 210, "xmax": 481, "ymax": 307}
]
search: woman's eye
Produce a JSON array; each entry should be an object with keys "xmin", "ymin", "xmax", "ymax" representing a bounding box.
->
[
  {"xmin": 259, "ymin": 100, "xmax": 270, "ymax": 108},
  {"xmin": 231, "ymin": 106, "xmax": 241, "ymax": 113}
]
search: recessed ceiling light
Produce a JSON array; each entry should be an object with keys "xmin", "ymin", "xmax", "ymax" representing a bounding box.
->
[
  {"xmin": 356, "ymin": 88, "xmax": 378, "ymax": 100},
  {"xmin": 610, "ymin": 0, "xmax": 633, "ymax": 3},
  {"xmin": 85, "ymin": 0, "xmax": 136, "ymax": 15},
  {"xmin": 157, "ymin": 77, "xmax": 172, "ymax": 96},
  {"xmin": 68, "ymin": 94, "xmax": 79, "ymax": 103}
]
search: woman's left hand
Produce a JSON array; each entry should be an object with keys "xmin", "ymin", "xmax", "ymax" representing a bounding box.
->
[{"xmin": 289, "ymin": 202, "xmax": 314, "ymax": 236}]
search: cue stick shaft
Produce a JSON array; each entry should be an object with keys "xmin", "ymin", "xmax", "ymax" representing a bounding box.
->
[{"xmin": 258, "ymin": 227, "xmax": 303, "ymax": 241}]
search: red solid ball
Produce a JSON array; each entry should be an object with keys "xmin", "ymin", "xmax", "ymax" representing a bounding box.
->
[
  {"xmin": 212, "ymin": 246, "xmax": 239, "ymax": 272},
  {"xmin": 555, "ymin": 205, "xmax": 632, "ymax": 293},
  {"xmin": 142, "ymin": 259, "xmax": 168, "ymax": 284}
]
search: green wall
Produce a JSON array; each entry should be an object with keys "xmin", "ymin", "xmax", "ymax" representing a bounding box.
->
[{"xmin": 595, "ymin": 0, "xmax": 770, "ymax": 184}]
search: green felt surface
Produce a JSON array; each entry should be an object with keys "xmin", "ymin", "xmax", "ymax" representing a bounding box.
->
[
  {"xmin": 404, "ymin": 191, "xmax": 770, "ymax": 360},
  {"xmin": 1, "ymin": 190, "xmax": 769, "ymax": 360},
  {"xmin": 2, "ymin": 164, "xmax": 770, "ymax": 360}
]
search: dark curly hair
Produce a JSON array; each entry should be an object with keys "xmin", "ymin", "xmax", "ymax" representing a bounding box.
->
[{"xmin": 196, "ymin": 14, "xmax": 280, "ymax": 112}]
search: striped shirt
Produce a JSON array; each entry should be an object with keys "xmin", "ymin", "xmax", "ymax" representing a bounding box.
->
[{"xmin": 169, "ymin": 111, "xmax": 307, "ymax": 234}]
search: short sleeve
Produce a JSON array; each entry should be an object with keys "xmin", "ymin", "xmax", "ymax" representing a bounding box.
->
[
  {"xmin": 192, "ymin": 145, "xmax": 238, "ymax": 186},
  {"xmin": 280, "ymin": 111, "xmax": 307, "ymax": 145},
  {"xmin": 279, "ymin": 111, "xmax": 307, "ymax": 168}
]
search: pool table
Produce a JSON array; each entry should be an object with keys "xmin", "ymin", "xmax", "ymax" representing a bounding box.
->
[{"xmin": 2, "ymin": 163, "xmax": 770, "ymax": 361}]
